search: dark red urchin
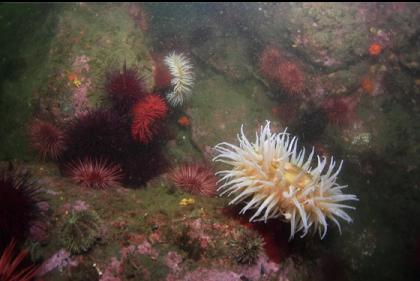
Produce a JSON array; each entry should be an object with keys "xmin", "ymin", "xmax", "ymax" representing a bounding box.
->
[
  {"xmin": 321, "ymin": 96, "xmax": 359, "ymax": 127},
  {"xmin": 0, "ymin": 239, "xmax": 39, "ymax": 281},
  {"xmin": 28, "ymin": 120, "xmax": 66, "ymax": 160},
  {"xmin": 151, "ymin": 53, "xmax": 172, "ymax": 90},
  {"xmin": 169, "ymin": 163, "xmax": 218, "ymax": 197},
  {"xmin": 131, "ymin": 94, "xmax": 168, "ymax": 144},
  {"xmin": 66, "ymin": 158, "xmax": 123, "ymax": 189},
  {"xmin": 0, "ymin": 169, "xmax": 43, "ymax": 252},
  {"xmin": 62, "ymin": 109, "xmax": 130, "ymax": 163},
  {"xmin": 105, "ymin": 64, "xmax": 146, "ymax": 112},
  {"xmin": 276, "ymin": 61, "xmax": 306, "ymax": 95},
  {"xmin": 120, "ymin": 142, "xmax": 168, "ymax": 186},
  {"xmin": 259, "ymin": 47, "xmax": 283, "ymax": 81}
]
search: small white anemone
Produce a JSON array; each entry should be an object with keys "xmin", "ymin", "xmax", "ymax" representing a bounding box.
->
[
  {"xmin": 164, "ymin": 52, "xmax": 194, "ymax": 107},
  {"xmin": 213, "ymin": 121, "xmax": 358, "ymax": 240}
]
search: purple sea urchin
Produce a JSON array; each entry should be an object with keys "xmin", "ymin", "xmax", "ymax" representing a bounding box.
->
[
  {"xmin": 105, "ymin": 65, "xmax": 146, "ymax": 112},
  {"xmin": 62, "ymin": 109, "xmax": 130, "ymax": 162},
  {"xmin": 0, "ymin": 168, "xmax": 43, "ymax": 251}
]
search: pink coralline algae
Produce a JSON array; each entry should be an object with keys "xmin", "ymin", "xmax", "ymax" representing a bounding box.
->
[
  {"xmin": 164, "ymin": 251, "xmax": 183, "ymax": 272},
  {"xmin": 99, "ymin": 257, "xmax": 122, "ymax": 281},
  {"xmin": 72, "ymin": 78, "xmax": 91, "ymax": 117},
  {"xmin": 137, "ymin": 240, "xmax": 159, "ymax": 258},
  {"xmin": 72, "ymin": 55, "xmax": 90, "ymax": 74},
  {"xmin": 183, "ymin": 269, "xmax": 241, "ymax": 281},
  {"xmin": 37, "ymin": 249, "xmax": 78, "ymax": 277},
  {"xmin": 61, "ymin": 200, "xmax": 90, "ymax": 213},
  {"xmin": 99, "ymin": 242, "xmax": 160, "ymax": 281},
  {"xmin": 239, "ymin": 255, "xmax": 280, "ymax": 280},
  {"xmin": 71, "ymin": 55, "xmax": 91, "ymax": 117}
]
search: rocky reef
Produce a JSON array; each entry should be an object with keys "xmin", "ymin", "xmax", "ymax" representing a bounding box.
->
[{"xmin": 0, "ymin": 2, "xmax": 419, "ymax": 281}]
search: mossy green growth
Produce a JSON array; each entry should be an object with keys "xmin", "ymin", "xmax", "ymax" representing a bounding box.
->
[
  {"xmin": 60, "ymin": 210, "xmax": 101, "ymax": 255},
  {"xmin": 176, "ymin": 225, "xmax": 202, "ymax": 261},
  {"xmin": 0, "ymin": 4, "xmax": 57, "ymax": 160},
  {"xmin": 65, "ymin": 263, "xmax": 100, "ymax": 281},
  {"xmin": 123, "ymin": 252, "xmax": 169, "ymax": 281},
  {"xmin": 189, "ymin": 66, "xmax": 276, "ymax": 148}
]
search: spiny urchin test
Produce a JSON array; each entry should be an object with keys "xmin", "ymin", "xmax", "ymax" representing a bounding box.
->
[
  {"xmin": 164, "ymin": 52, "xmax": 194, "ymax": 106},
  {"xmin": 213, "ymin": 121, "xmax": 358, "ymax": 240}
]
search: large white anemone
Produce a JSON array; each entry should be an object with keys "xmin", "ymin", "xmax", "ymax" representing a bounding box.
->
[
  {"xmin": 164, "ymin": 52, "xmax": 194, "ymax": 106},
  {"xmin": 213, "ymin": 121, "xmax": 358, "ymax": 240}
]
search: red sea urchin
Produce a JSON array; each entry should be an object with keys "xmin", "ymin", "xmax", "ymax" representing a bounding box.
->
[
  {"xmin": 0, "ymin": 239, "xmax": 39, "ymax": 281},
  {"xmin": 259, "ymin": 47, "xmax": 283, "ymax": 81},
  {"xmin": 0, "ymin": 169, "xmax": 43, "ymax": 251},
  {"xmin": 276, "ymin": 61, "xmax": 306, "ymax": 95},
  {"xmin": 29, "ymin": 120, "xmax": 66, "ymax": 160},
  {"xmin": 169, "ymin": 163, "xmax": 218, "ymax": 197},
  {"xmin": 67, "ymin": 158, "xmax": 123, "ymax": 189},
  {"xmin": 105, "ymin": 64, "xmax": 146, "ymax": 111},
  {"xmin": 321, "ymin": 96, "xmax": 359, "ymax": 127},
  {"xmin": 131, "ymin": 94, "xmax": 168, "ymax": 144}
]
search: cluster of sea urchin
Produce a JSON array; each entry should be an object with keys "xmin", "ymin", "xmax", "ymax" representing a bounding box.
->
[
  {"xmin": 213, "ymin": 121, "xmax": 358, "ymax": 240},
  {"xmin": 164, "ymin": 52, "xmax": 194, "ymax": 106}
]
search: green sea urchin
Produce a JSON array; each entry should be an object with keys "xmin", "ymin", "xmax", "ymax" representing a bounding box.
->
[
  {"xmin": 60, "ymin": 210, "xmax": 101, "ymax": 255},
  {"xmin": 231, "ymin": 230, "xmax": 264, "ymax": 265}
]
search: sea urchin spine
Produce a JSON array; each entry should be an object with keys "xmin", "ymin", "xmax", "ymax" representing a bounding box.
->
[
  {"xmin": 276, "ymin": 61, "xmax": 306, "ymax": 95},
  {"xmin": 29, "ymin": 120, "xmax": 66, "ymax": 160},
  {"xmin": 259, "ymin": 47, "xmax": 283, "ymax": 81},
  {"xmin": 0, "ymin": 169, "xmax": 43, "ymax": 251},
  {"xmin": 131, "ymin": 94, "xmax": 168, "ymax": 144},
  {"xmin": 67, "ymin": 158, "xmax": 123, "ymax": 189},
  {"xmin": 169, "ymin": 163, "xmax": 218, "ymax": 197},
  {"xmin": 0, "ymin": 239, "xmax": 39, "ymax": 281},
  {"xmin": 60, "ymin": 210, "xmax": 101, "ymax": 254},
  {"xmin": 105, "ymin": 65, "xmax": 146, "ymax": 111},
  {"xmin": 213, "ymin": 121, "xmax": 358, "ymax": 240}
]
